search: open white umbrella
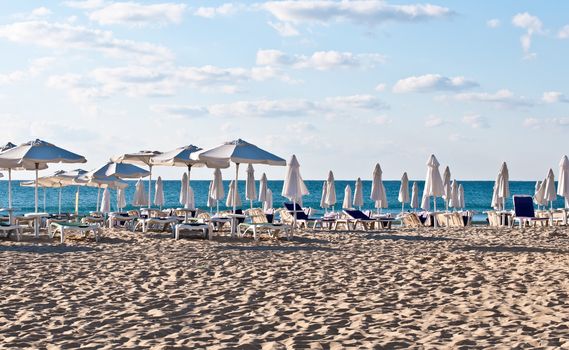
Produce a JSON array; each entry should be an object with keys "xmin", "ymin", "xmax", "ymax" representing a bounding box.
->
[
  {"xmin": 282, "ymin": 155, "xmax": 309, "ymax": 230},
  {"xmin": 0, "ymin": 139, "xmax": 86, "ymax": 213},
  {"xmin": 100, "ymin": 187, "xmax": 111, "ymax": 214},
  {"xmin": 534, "ymin": 180, "xmax": 546, "ymax": 207},
  {"xmin": 180, "ymin": 173, "xmax": 188, "ymax": 207},
  {"xmin": 370, "ymin": 163, "xmax": 385, "ymax": 213},
  {"xmin": 320, "ymin": 181, "xmax": 329, "ymax": 211},
  {"xmin": 117, "ymin": 187, "xmax": 126, "ymax": 211},
  {"xmin": 132, "ymin": 179, "xmax": 148, "ymax": 207},
  {"xmin": 342, "ymin": 185, "xmax": 352, "ymax": 210},
  {"xmin": 449, "ymin": 180, "xmax": 459, "ymax": 209},
  {"xmin": 186, "ymin": 186, "xmax": 196, "ymax": 210},
  {"xmin": 353, "ymin": 177, "xmax": 364, "ymax": 209},
  {"xmin": 226, "ymin": 180, "xmax": 242, "ymax": 208},
  {"xmin": 442, "ymin": 166, "xmax": 451, "ymax": 211},
  {"xmin": 422, "ymin": 154, "xmax": 444, "ymax": 226},
  {"xmin": 543, "ymin": 169, "xmax": 557, "ymax": 209},
  {"xmin": 458, "ymin": 184, "xmax": 465, "ymax": 210},
  {"xmin": 154, "ymin": 176, "xmax": 164, "ymax": 209},
  {"xmin": 112, "ymin": 150, "xmax": 162, "ymax": 208},
  {"xmin": 245, "ymin": 163, "xmax": 257, "ymax": 209},
  {"xmin": 198, "ymin": 139, "xmax": 285, "ymax": 219},
  {"xmin": 325, "ymin": 171, "xmax": 337, "ymax": 210},
  {"xmin": 92, "ymin": 162, "xmax": 150, "ymax": 179},
  {"xmin": 398, "ymin": 172, "xmax": 410, "ymax": 212},
  {"xmin": 558, "ymin": 155, "xmax": 569, "ymax": 208},
  {"xmin": 264, "ymin": 188, "xmax": 273, "ymax": 212},
  {"xmin": 258, "ymin": 173, "xmax": 268, "ymax": 203},
  {"xmin": 210, "ymin": 168, "xmax": 225, "ymax": 213},
  {"xmin": 411, "ymin": 182, "xmax": 419, "ymax": 210}
]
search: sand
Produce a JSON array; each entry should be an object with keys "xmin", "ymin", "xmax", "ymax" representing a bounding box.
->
[{"xmin": 1, "ymin": 225, "xmax": 568, "ymax": 349}]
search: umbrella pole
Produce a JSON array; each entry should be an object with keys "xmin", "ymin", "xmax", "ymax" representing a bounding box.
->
[
  {"xmin": 96, "ymin": 186, "xmax": 101, "ymax": 212},
  {"xmin": 148, "ymin": 165, "xmax": 152, "ymax": 209},
  {"xmin": 187, "ymin": 165, "xmax": 192, "ymax": 209},
  {"xmin": 8, "ymin": 168, "xmax": 11, "ymax": 209},
  {"xmin": 433, "ymin": 196, "xmax": 438, "ymax": 228},
  {"xmin": 75, "ymin": 186, "xmax": 80, "ymax": 217},
  {"xmin": 232, "ymin": 163, "xmax": 239, "ymax": 237},
  {"xmin": 34, "ymin": 163, "xmax": 39, "ymax": 213},
  {"xmin": 43, "ymin": 187, "xmax": 46, "ymax": 212},
  {"xmin": 58, "ymin": 186, "xmax": 62, "ymax": 214}
]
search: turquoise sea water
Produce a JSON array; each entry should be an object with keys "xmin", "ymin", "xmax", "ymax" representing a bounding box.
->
[{"xmin": 0, "ymin": 180, "xmax": 564, "ymax": 219}]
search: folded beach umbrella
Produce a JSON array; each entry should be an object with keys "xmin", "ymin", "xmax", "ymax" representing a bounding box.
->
[
  {"xmin": 543, "ymin": 169, "xmax": 557, "ymax": 209},
  {"xmin": 491, "ymin": 174, "xmax": 503, "ymax": 210},
  {"xmin": 0, "ymin": 139, "xmax": 86, "ymax": 212},
  {"xmin": 342, "ymin": 185, "xmax": 353, "ymax": 210},
  {"xmin": 263, "ymin": 188, "xmax": 273, "ymax": 212},
  {"xmin": 353, "ymin": 177, "xmax": 364, "ymax": 209},
  {"xmin": 370, "ymin": 163, "xmax": 386, "ymax": 213},
  {"xmin": 207, "ymin": 181, "xmax": 216, "ymax": 209},
  {"xmin": 245, "ymin": 164, "xmax": 257, "ymax": 208},
  {"xmin": 186, "ymin": 186, "xmax": 196, "ymax": 210},
  {"xmin": 558, "ymin": 156, "xmax": 569, "ymax": 208},
  {"xmin": 421, "ymin": 155, "xmax": 443, "ymax": 226},
  {"xmin": 325, "ymin": 171, "xmax": 337, "ymax": 209},
  {"xmin": 132, "ymin": 179, "xmax": 148, "ymax": 207},
  {"xmin": 320, "ymin": 181, "xmax": 329, "ymax": 211},
  {"xmin": 442, "ymin": 167, "xmax": 451, "ymax": 211},
  {"xmin": 497, "ymin": 162, "xmax": 510, "ymax": 210},
  {"xmin": 458, "ymin": 184, "xmax": 465, "ymax": 210},
  {"xmin": 117, "ymin": 187, "xmax": 126, "ymax": 211},
  {"xmin": 411, "ymin": 182, "xmax": 419, "ymax": 209},
  {"xmin": 282, "ymin": 155, "xmax": 309, "ymax": 230},
  {"xmin": 198, "ymin": 139, "xmax": 286, "ymax": 216},
  {"xmin": 449, "ymin": 180, "xmax": 459, "ymax": 209},
  {"xmin": 534, "ymin": 180, "xmax": 546, "ymax": 207},
  {"xmin": 258, "ymin": 173, "xmax": 268, "ymax": 203},
  {"xmin": 375, "ymin": 183, "xmax": 388, "ymax": 210},
  {"xmin": 226, "ymin": 180, "xmax": 242, "ymax": 208},
  {"xmin": 398, "ymin": 172, "xmax": 410, "ymax": 212},
  {"xmin": 100, "ymin": 187, "xmax": 111, "ymax": 214},
  {"xmin": 210, "ymin": 168, "xmax": 225, "ymax": 213},
  {"xmin": 112, "ymin": 150, "xmax": 162, "ymax": 209},
  {"xmin": 180, "ymin": 173, "xmax": 188, "ymax": 207},
  {"xmin": 154, "ymin": 176, "xmax": 164, "ymax": 209}
]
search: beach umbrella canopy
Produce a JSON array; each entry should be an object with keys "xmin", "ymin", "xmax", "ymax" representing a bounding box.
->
[
  {"xmin": 449, "ymin": 180, "xmax": 459, "ymax": 209},
  {"xmin": 558, "ymin": 156, "xmax": 569, "ymax": 207},
  {"xmin": 325, "ymin": 170, "xmax": 337, "ymax": 207},
  {"xmin": 0, "ymin": 139, "xmax": 86, "ymax": 212},
  {"xmin": 342, "ymin": 185, "xmax": 353, "ymax": 210},
  {"xmin": 375, "ymin": 183, "xmax": 388, "ymax": 209},
  {"xmin": 282, "ymin": 155, "xmax": 309, "ymax": 229},
  {"xmin": 411, "ymin": 182, "xmax": 419, "ymax": 209},
  {"xmin": 198, "ymin": 139, "xmax": 285, "ymax": 215},
  {"xmin": 458, "ymin": 184, "xmax": 465, "ymax": 209},
  {"xmin": 92, "ymin": 162, "xmax": 149, "ymax": 179},
  {"xmin": 100, "ymin": 187, "xmax": 111, "ymax": 213},
  {"xmin": 497, "ymin": 162, "xmax": 510, "ymax": 209},
  {"xmin": 117, "ymin": 187, "xmax": 126, "ymax": 211},
  {"xmin": 154, "ymin": 176, "xmax": 164, "ymax": 208},
  {"xmin": 543, "ymin": 169, "xmax": 557, "ymax": 207},
  {"xmin": 421, "ymin": 155, "xmax": 443, "ymax": 218},
  {"xmin": 442, "ymin": 166, "xmax": 451, "ymax": 209},
  {"xmin": 186, "ymin": 186, "xmax": 196, "ymax": 210},
  {"xmin": 112, "ymin": 150, "xmax": 162, "ymax": 208},
  {"xmin": 150, "ymin": 145, "xmax": 206, "ymax": 168},
  {"xmin": 207, "ymin": 181, "xmax": 216, "ymax": 208},
  {"xmin": 179, "ymin": 173, "xmax": 188, "ymax": 206},
  {"xmin": 258, "ymin": 173, "xmax": 268, "ymax": 202},
  {"xmin": 491, "ymin": 173, "xmax": 503, "ymax": 210},
  {"xmin": 132, "ymin": 179, "xmax": 148, "ymax": 207},
  {"xmin": 398, "ymin": 172, "xmax": 410, "ymax": 204},
  {"xmin": 370, "ymin": 163, "xmax": 384, "ymax": 203},
  {"xmin": 320, "ymin": 181, "xmax": 329, "ymax": 210},
  {"xmin": 353, "ymin": 177, "xmax": 364, "ymax": 208},
  {"xmin": 245, "ymin": 163, "xmax": 257, "ymax": 206},
  {"xmin": 263, "ymin": 188, "xmax": 273, "ymax": 211},
  {"xmin": 226, "ymin": 180, "xmax": 241, "ymax": 208},
  {"xmin": 534, "ymin": 180, "xmax": 546, "ymax": 206},
  {"xmin": 210, "ymin": 168, "xmax": 225, "ymax": 201}
]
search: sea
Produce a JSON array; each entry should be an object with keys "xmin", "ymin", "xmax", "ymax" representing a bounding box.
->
[{"xmin": 0, "ymin": 180, "xmax": 564, "ymax": 223}]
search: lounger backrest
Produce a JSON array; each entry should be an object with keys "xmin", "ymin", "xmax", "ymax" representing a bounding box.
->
[
  {"xmin": 284, "ymin": 202, "xmax": 309, "ymax": 220},
  {"xmin": 197, "ymin": 212, "xmax": 211, "ymax": 220},
  {"xmin": 245, "ymin": 208, "xmax": 269, "ymax": 224},
  {"xmin": 434, "ymin": 213, "xmax": 448, "ymax": 227},
  {"xmin": 401, "ymin": 213, "xmax": 422, "ymax": 228},
  {"xmin": 344, "ymin": 209, "xmax": 371, "ymax": 220},
  {"xmin": 450, "ymin": 212, "xmax": 465, "ymax": 227},
  {"xmin": 513, "ymin": 195, "xmax": 535, "ymax": 218}
]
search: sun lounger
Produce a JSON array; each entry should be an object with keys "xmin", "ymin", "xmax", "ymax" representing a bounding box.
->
[
  {"xmin": 139, "ymin": 217, "xmax": 178, "ymax": 233},
  {"xmin": 512, "ymin": 195, "xmax": 549, "ymax": 228},
  {"xmin": 48, "ymin": 222, "xmax": 100, "ymax": 244},
  {"xmin": 239, "ymin": 208, "xmax": 292, "ymax": 240},
  {"xmin": 175, "ymin": 222, "xmax": 211, "ymax": 240},
  {"xmin": 108, "ymin": 212, "xmax": 137, "ymax": 231},
  {"xmin": 400, "ymin": 213, "xmax": 424, "ymax": 228},
  {"xmin": 342, "ymin": 209, "xmax": 378, "ymax": 231},
  {"xmin": 0, "ymin": 223, "xmax": 22, "ymax": 240},
  {"xmin": 283, "ymin": 203, "xmax": 322, "ymax": 229}
]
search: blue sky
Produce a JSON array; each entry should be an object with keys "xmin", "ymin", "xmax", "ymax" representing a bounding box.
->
[{"xmin": 0, "ymin": 0, "xmax": 568, "ymax": 181}]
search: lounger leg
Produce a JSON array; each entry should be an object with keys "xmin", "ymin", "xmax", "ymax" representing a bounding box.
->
[
  {"xmin": 175, "ymin": 226, "xmax": 180, "ymax": 240},
  {"xmin": 253, "ymin": 227, "xmax": 258, "ymax": 241},
  {"xmin": 60, "ymin": 228, "xmax": 65, "ymax": 244}
]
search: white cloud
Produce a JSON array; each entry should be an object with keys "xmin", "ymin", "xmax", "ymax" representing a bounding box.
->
[
  {"xmin": 63, "ymin": 0, "xmax": 106, "ymax": 9},
  {"xmin": 194, "ymin": 3, "xmax": 238, "ymax": 18},
  {"xmin": 558, "ymin": 25, "xmax": 569, "ymax": 39},
  {"xmin": 462, "ymin": 114, "xmax": 488, "ymax": 128},
  {"xmin": 89, "ymin": 2, "xmax": 187, "ymax": 26},
  {"xmin": 0, "ymin": 57, "xmax": 54, "ymax": 85},
  {"xmin": 453, "ymin": 89, "xmax": 532, "ymax": 108},
  {"xmin": 393, "ymin": 74, "xmax": 478, "ymax": 93},
  {"xmin": 512, "ymin": 12, "xmax": 543, "ymax": 59},
  {"xmin": 267, "ymin": 21, "xmax": 299, "ymax": 36},
  {"xmin": 370, "ymin": 115, "xmax": 392, "ymax": 125},
  {"xmin": 542, "ymin": 91, "xmax": 569, "ymax": 104},
  {"xmin": 0, "ymin": 21, "xmax": 173, "ymax": 64},
  {"xmin": 260, "ymin": 1, "xmax": 453, "ymax": 36},
  {"xmin": 285, "ymin": 121, "xmax": 317, "ymax": 133},
  {"xmin": 375, "ymin": 83, "xmax": 386, "ymax": 92},
  {"xmin": 424, "ymin": 115, "xmax": 444, "ymax": 128},
  {"xmin": 31, "ymin": 7, "xmax": 52, "ymax": 18},
  {"xmin": 523, "ymin": 117, "xmax": 569, "ymax": 129},
  {"xmin": 486, "ymin": 19, "xmax": 500, "ymax": 28},
  {"xmin": 256, "ymin": 49, "xmax": 385, "ymax": 70}
]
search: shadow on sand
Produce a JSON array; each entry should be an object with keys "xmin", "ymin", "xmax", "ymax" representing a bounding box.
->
[
  {"xmin": 0, "ymin": 244, "xmax": 98, "ymax": 254},
  {"xmin": 452, "ymin": 245, "xmax": 568, "ymax": 254},
  {"xmin": 363, "ymin": 234, "xmax": 457, "ymax": 242},
  {"xmin": 218, "ymin": 245, "xmax": 336, "ymax": 252}
]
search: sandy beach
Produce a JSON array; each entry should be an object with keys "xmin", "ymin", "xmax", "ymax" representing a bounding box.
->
[{"xmin": 1, "ymin": 226, "xmax": 568, "ymax": 349}]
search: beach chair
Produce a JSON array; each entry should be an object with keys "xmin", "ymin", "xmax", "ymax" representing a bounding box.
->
[
  {"xmin": 342, "ymin": 209, "xmax": 378, "ymax": 231},
  {"xmin": 175, "ymin": 221, "xmax": 211, "ymax": 240},
  {"xmin": 48, "ymin": 221, "xmax": 100, "ymax": 244},
  {"xmin": 434, "ymin": 212, "xmax": 451, "ymax": 227},
  {"xmin": 512, "ymin": 195, "xmax": 549, "ymax": 228},
  {"xmin": 283, "ymin": 203, "xmax": 322, "ymax": 229},
  {"xmin": 400, "ymin": 213, "xmax": 423, "ymax": 228},
  {"xmin": 108, "ymin": 212, "xmax": 137, "ymax": 231},
  {"xmin": 0, "ymin": 223, "xmax": 22, "ymax": 240},
  {"xmin": 239, "ymin": 208, "xmax": 292, "ymax": 240}
]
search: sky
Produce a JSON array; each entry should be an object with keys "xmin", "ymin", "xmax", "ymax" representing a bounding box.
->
[{"xmin": 0, "ymin": 0, "xmax": 568, "ymax": 181}]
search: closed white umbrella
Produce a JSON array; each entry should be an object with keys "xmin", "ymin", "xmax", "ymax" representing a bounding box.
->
[
  {"xmin": 154, "ymin": 176, "xmax": 164, "ymax": 209},
  {"xmin": 133, "ymin": 179, "xmax": 148, "ymax": 207},
  {"xmin": 558, "ymin": 156, "xmax": 569, "ymax": 208},
  {"xmin": 186, "ymin": 186, "xmax": 196, "ymax": 210},
  {"xmin": 442, "ymin": 166, "xmax": 451, "ymax": 211},
  {"xmin": 112, "ymin": 150, "xmax": 162, "ymax": 209},
  {"xmin": 258, "ymin": 173, "xmax": 268, "ymax": 203},
  {"xmin": 0, "ymin": 139, "xmax": 86, "ymax": 213},
  {"xmin": 458, "ymin": 184, "xmax": 465, "ymax": 210},
  {"xmin": 320, "ymin": 181, "xmax": 329, "ymax": 211},
  {"xmin": 342, "ymin": 185, "xmax": 352, "ymax": 210},
  {"xmin": 449, "ymin": 180, "xmax": 459, "ymax": 209},
  {"xmin": 353, "ymin": 177, "xmax": 364, "ymax": 209},
  {"xmin": 117, "ymin": 187, "xmax": 126, "ymax": 211},
  {"xmin": 544, "ymin": 168, "xmax": 557, "ymax": 209},
  {"xmin": 100, "ymin": 187, "xmax": 111, "ymax": 214},
  {"xmin": 411, "ymin": 182, "xmax": 419, "ymax": 210},
  {"xmin": 491, "ymin": 173, "xmax": 503, "ymax": 210},
  {"xmin": 282, "ymin": 154, "xmax": 309, "ymax": 230},
  {"xmin": 325, "ymin": 171, "xmax": 336, "ymax": 209},
  {"xmin": 263, "ymin": 188, "xmax": 273, "ymax": 211},
  {"xmin": 534, "ymin": 180, "xmax": 546, "ymax": 207},
  {"xmin": 398, "ymin": 172, "xmax": 410, "ymax": 212},
  {"xmin": 180, "ymin": 173, "xmax": 188, "ymax": 207},
  {"xmin": 210, "ymin": 168, "xmax": 224, "ymax": 213},
  {"xmin": 375, "ymin": 183, "xmax": 388, "ymax": 210},
  {"xmin": 245, "ymin": 163, "xmax": 257, "ymax": 208},
  {"xmin": 422, "ymin": 154, "xmax": 444, "ymax": 226},
  {"xmin": 226, "ymin": 180, "xmax": 242, "ymax": 208},
  {"xmin": 370, "ymin": 163, "xmax": 385, "ymax": 213},
  {"xmin": 497, "ymin": 162, "xmax": 510, "ymax": 210},
  {"xmin": 207, "ymin": 181, "xmax": 216, "ymax": 210}
]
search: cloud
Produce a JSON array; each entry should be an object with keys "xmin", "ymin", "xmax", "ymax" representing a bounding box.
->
[
  {"xmin": 542, "ymin": 91, "xmax": 569, "ymax": 104},
  {"xmin": 453, "ymin": 89, "xmax": 532, "ymax": 108},
  {"xmin": 523, "ymin": 117, "xmax": 569, "ymax": 129},
  {"xmin": 267, "ymin": 21, "xmax": 299, "ymax": 36},
  {"xmin": 194, "ymin": 3, "xmax": 239, "ymax": 18},
  {"xmin": 558, "ymin": 25, "xmax": 569, "ymax": 39},
  {"xmin": 63, "ymin": 0, "xmax": 106, "ymax": 9},
  {"xmin": 152, "ymin": 94, "xmax": 386, "ymax": 119},
  {"xmin": 486, "ymin": 19, "xmax": 500, "ymax": 28},
  {"xmin": 260, "ymin": 0, "xmax": 453, "ymax": 36},
  {"xmin": 285, "ymin": 121, "xmax": 317, "ymax": 133},
  {"xmin": 392, "ymin": 74, "xmax": 478, "ymax": 93},
  {"xmin": 89, "ymin": 2, "xmax": 187, "ymax": 26},
  {"xmin": 0, "ymin": 21, "xmax": 173, "ymax": 64},
  {"xmin": 512, "ymin": 12, "xmax": 543, "ymax": 59},
  {"xmin": 462, "ymin": 114, "xmax": 488, "ymax": 128},
  {"xmin": 256, "ymin": 49, "xmax": 385, "ymax": 70},
  {"xmin": 0, "ymin": 57, "xmax": 54, "ymax": 85},
  {"xmin": 375, "ymin": 83, "xmax": 386, "ymax": 92},
  {"xmin": 424, "ymin": 115, "xmax": 444, "ymax": 128}
]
